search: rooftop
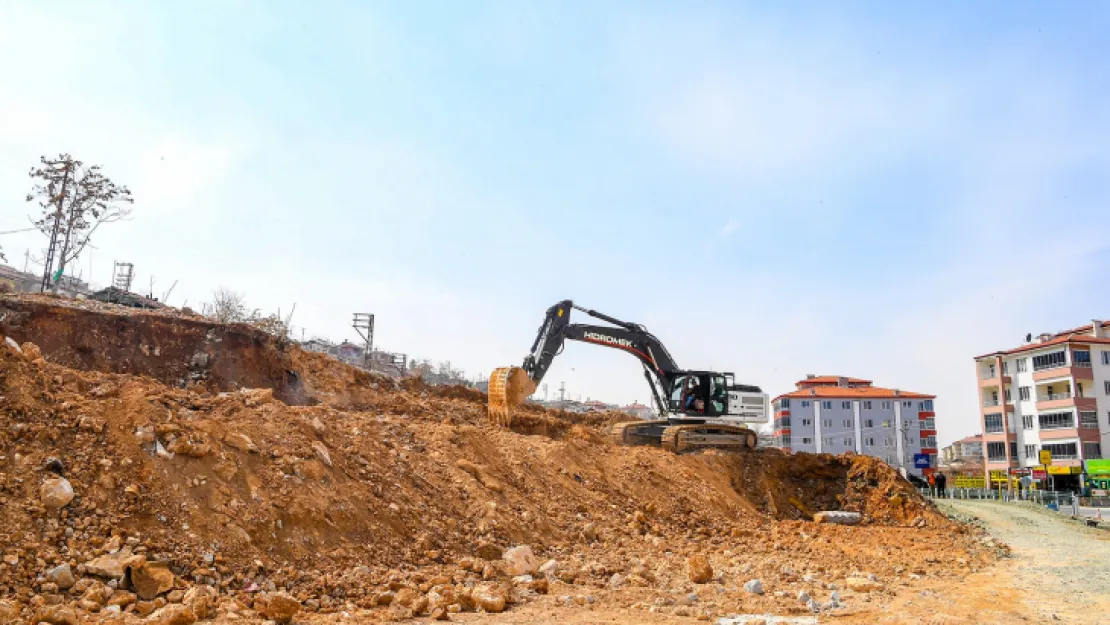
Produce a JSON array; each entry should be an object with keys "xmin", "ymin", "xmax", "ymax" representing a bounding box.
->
[
  {"xmin": 776, "ymin": 375, "xmax": 933, "ymax": 401},
  {"xmin": 975, "ymin": 318, "xmax": 1110, "ymax": 359}
]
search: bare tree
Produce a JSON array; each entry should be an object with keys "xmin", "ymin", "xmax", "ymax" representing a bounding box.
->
[
  {"xmin": 208, "ymin": 287, "xmax": 248, "ymax": 323},
  {"xmin": 26, "ymin": 154, "xmax": 133, "ymax": 291}
]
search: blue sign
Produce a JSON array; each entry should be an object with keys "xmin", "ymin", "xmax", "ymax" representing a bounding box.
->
[{"xmin": 913, "ymin": 453, "xmax": 930, "ymax": 469}]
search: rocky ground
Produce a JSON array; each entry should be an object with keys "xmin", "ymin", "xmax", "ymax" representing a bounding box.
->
[{"xmin": 0, "ymin": 295, "xmax": 997, "ymax": 624}]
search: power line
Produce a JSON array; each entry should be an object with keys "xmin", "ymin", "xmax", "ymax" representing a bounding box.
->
[{"xmin": 0, "ymin": 227, "xmax": 38, "ymax": 235}]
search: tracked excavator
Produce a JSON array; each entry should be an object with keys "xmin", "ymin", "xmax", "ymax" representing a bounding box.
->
[{"xmin": 488, "ymin": 300, "xmax": 769, "ymax": 453}]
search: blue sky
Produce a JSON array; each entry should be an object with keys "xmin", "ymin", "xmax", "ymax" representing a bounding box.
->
[{"xmin": 2, "ymin": 1, "xmax": 1109, "ymax": 445}]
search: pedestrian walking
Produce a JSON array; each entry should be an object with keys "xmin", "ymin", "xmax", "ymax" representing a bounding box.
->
[{"xmin": 936, "ymin": 472, "xmax": 947, "ymax": 498}]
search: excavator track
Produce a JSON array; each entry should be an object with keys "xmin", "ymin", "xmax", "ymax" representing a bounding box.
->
[
  {"xmin": 659, "ymin": 423, "xmax": 757, "ymax": 454},
  {"xmin": 609, "ymin": 420, "xmax": 671, "ymax": 446}
]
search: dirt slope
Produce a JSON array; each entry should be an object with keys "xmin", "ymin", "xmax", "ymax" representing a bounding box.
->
[{"xmin": 0, "ymin": 296, "xmax": 990, "ymax": 624}]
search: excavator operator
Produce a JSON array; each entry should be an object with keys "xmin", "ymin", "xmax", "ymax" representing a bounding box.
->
[{"xmin": 683, "ymin": 377, "xmax": 706, "ymax": 413}]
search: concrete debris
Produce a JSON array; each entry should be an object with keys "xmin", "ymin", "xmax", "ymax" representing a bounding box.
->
[
  {"xmin": 744, "ymin": 579, "xmax": 764, "ymax": 595},
  {"xmin": 813, "ymin": 511, "xmax": 862, "ymax": 525}
]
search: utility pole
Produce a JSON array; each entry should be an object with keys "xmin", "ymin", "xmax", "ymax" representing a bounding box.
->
[{"xmin": 352, "ymin": 313, "xmax": 374, "ymax": 370}]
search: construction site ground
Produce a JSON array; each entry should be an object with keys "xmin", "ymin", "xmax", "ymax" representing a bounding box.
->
[{"xmin": 0, "ymin": 295, "xmax": 1030, "ymax": 624}]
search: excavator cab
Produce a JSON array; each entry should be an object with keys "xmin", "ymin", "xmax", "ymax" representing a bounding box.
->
[{"xmin": 670, "ymin": 372, "xmax": 730, "ymax": 417}]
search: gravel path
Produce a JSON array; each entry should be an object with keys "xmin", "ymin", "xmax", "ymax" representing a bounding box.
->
[{"xmin": 937, "ymin": 499, "xmax": 1110, "ymax": 624}]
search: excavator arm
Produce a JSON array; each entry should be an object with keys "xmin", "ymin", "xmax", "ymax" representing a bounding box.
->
[{"xmin": 489, "ymin": 300, "xmax": 680, "ymax": 422}]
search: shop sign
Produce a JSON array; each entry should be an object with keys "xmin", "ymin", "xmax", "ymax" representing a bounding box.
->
[
  {"xmin": 1085, "ymin": 459, "xmax": 1110, "ymax": 476},
  {"xmin": 1046, "ymin": 466, "xmax": 1081, "ymax": 475}
]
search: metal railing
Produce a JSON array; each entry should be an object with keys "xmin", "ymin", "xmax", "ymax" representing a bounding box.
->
[
  {"xmin": 1033, "ymin": 361, "xmax": 1067, "ymax": 372},
  {"xmin": 1037, "ymin": 392, "xmax": 1072, "ymax": 402},
  {"xmin": 920, "ymin": 487, "xmax": 1080, "ymax": 511},
  {"xmin": 1075, "ymin": 361, "xmax": 1092, "ymax": 368},
  {"xmin": 983, "ymin": 399, "xmax": 1000, "ymax": 407},
  {"xmin": 920, "ymin": 419, "xmax": 935, "ymax": 430}
]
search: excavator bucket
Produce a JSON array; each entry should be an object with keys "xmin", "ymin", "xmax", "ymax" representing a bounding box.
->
[{"xmin": 487, "ymin": 366, "xmax": 536, "ymax": 427}]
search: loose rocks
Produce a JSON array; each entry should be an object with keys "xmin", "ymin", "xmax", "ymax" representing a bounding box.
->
[
  {"xmin": 688, "ymin": 555, "xmax": 713, "ymax": 584},
  {"xmin": 40, "ymin": 477, "xmax": 75, "ymax": 510},
  {"xmin": 260, "ymin": 591, "xmax": 301, "ymax": 624}
]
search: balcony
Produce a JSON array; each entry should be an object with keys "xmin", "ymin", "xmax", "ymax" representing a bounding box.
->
[
  {"xmin": 1037, "ymin": 392, "xmax": 1071, "ymax": 402},
  {"xmin": 920, "ymin": 418, "xmax": 935, "ymax": 431},
  {"xmin": 978, "ymin": 369, "xmax": 1011, "ymax": 387},
  {"xmin": 983, "ymin": 398, "xmax": 1000, "ymax": 407},
  {"xmin": 1036, "ymin": 392, "xmax": 1096, "ymax": 411}
]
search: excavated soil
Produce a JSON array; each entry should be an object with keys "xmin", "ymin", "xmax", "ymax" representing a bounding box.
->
[{"xmin": 0, "ymin": 296, "xmax": 994, "ymax": 624}]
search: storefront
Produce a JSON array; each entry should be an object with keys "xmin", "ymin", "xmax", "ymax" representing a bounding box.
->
[
  {"xmin": 1086, "ymin": 459, "xmax": 1110, "ymax": 495},
  {"xmin": 1046, "ymin": 465, "xmax": 1082, "ymax": 491}
]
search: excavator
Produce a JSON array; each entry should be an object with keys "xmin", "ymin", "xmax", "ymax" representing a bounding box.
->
[{"xmin": 488, "ymin": 300, "xmax": 768, "ymax": 453}]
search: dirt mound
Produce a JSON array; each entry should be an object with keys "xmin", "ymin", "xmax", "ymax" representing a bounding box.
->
[{"xmin": 0, "ymin": 298, "xmax": 989, "ymax": 623}]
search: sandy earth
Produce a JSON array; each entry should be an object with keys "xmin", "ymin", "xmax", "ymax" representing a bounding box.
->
[{"xmin": 279, "ymin": 500, "xmax": 1110, "ymax": 624}]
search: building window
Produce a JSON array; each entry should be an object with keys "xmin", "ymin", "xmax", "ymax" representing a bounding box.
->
[
  {"xmin": 778, "ymin": 398, "xmax": 791, "ymax": 409},
  {"xmin": 881, "ymin": 401, "xmax": 892, "ymax": 410},
  {"xmin": 1039, "ymin": 411, "xmax": 1074, "ymax": 430},
  {"xmin": 1084, "ymin": 443, "xmax": 1102, "ymax": 459},
  {"xmin": 902, "ymin": 400, "xmax": 912, "ymax": 407},
  {"xmin": 781, "ymin": 435, "xmax": 792, "ymax": 447},
  {"xmin": 821, "ymin": 401, "xmax": 832, "ymax": 410},
  {"xmin": 865, "ymin": 419, "xmax": 874, "ymax": 428},
  {"xmin": 822, "ymin": 419, "xmax": 832, "ymax": 428},
  {"xmin": 822, "ymin": 437, "xmax": 834, "ymax": 447},
  {"xmin": 920, "ymin": 400, "xmax": 934, "ymax": 411},
  {"xmin": 1103, "ymin": 350, "xmax": 1110, "ymax": 365},
  {"xmin": 1019, "ymin": 386, "xmax": 1031, "ymax": 401},
  {"xmin": 865, "ymin": 437, "xmax": 875, "ymax": 446},
  {"xmin": 801, "ymin": 401, "xmax": 811, "ymax": 408},
  {"xmin": 984, "ymin": 414, "xmax": 1004, "ymax": 433},
  {"xmin": 1004, "ymin": 388, "xmax": 1012, "ymax": 402},
  {"xmin": 1024, "ymin": 444, "xmax": 1037, "ymax": 459},
  {"xmin": 1032, "ymin": 351, "xmax": 1066, "ymax": 371},
  {"xmin": 1017, "ymin": 358, "xmax": 1028, "ymax": 372},
  {"xmin": 842, "ymin": 401, "xmax": 852, "ymax": 410},
  {"xmin": 777, "ymin": 417, "xmax": 792, "ymax": 427},
  {"xmin": 843, "ymin": 419, "xmax": 853, "ymax": 428},
  {"xmin": 1042, "ymin": 442, "xmax": 1078, "ymax": 460},
  {"xmin": 882, "ymin": 420, "xmax": 892, "ymax": 428},
  {"xmin": 1022, "ymin": 415, "xmax": 1034, "ymax": 430},
  {"xmin": 1105, "ymin": 381, "xmax": 1110, "ymax": 396},
  {"xmin": 862, "ymin": 401, "xmax": 872, "ymax": 409},
  {"xmin": 925, "ymin": 435, "xmax": 937, "ymax": 449},
  {"xmin": 802, "ymin": 418, "xmax": 812, "ymax": 426},
  {"xmin": 1080, "ymin": 411, "xmax": 1099, "ymax": 429},
  {"xmin": 802, "ymin": 437, "xmax": 813, "ymax": 445},
  {"xmin": 1009, "ymin": 441, "xmax": 1018, "ymax": 458},
  {"xmin": 843, "ymin": 438, "xmax": 853, "ymax": 447},
  {"xmin": 1074, "ymin": 351, "xmax": 1092, "ymax": 367},
  {"xmin": 987, "ymin": 442, "xmax": 1006, "ymax": 461},
  {"xmin": 1002, "ymin": 361, "xmax": 1010, "ymax": 375},
  {"xmin": 884, "ymin": 436, "xmax": 894, "ymax": 446}
]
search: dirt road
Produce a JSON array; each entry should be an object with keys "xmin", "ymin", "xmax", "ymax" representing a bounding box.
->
[{"xmin": 873, "ymin": 499, "xmax": 1110, "ymax": 625}]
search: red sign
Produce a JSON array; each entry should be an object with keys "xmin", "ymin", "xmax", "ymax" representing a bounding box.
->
[{"xmin": 1032, "ymin": 469, "xmax": 1047, "ymax": 480}]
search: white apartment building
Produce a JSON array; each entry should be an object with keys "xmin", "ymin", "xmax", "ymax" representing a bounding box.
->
[
  {"xmin": 974, "ymin": 319, "xmax": 1110, "ymax": 490},
  {"xmin": 772, "ymin": 375, "xmax": 938, "ymax": 478}
]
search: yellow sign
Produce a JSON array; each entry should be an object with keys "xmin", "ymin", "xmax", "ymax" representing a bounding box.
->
[
  {"xmin": 954, "ymin": 476, "xmax": 985, "ymax": 488},
  {"xmin": 989, "ymin": 470, "xmax": 1007, "ymax": 483},
  {"xmin": 1040, "ymin": 450, "xmax": 1052, "ymax": 465},
  {"xmin": 1046, "ymin": 466, "xmax": 1081, "ymax": 475}
]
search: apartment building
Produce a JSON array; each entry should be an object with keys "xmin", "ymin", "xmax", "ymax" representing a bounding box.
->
[
  {"xmin": 772, "ymin": 375, "xmax": 938, "ymax": 477},
  {"xmin": 939, "ymin": 434, "xmax": 983, "ymax": 474},
  {"xmin": 974, "ymin": 319, "xmax": 1110, "ymax": 490}
]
